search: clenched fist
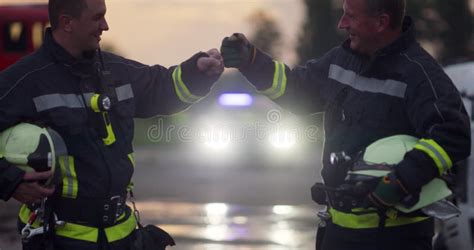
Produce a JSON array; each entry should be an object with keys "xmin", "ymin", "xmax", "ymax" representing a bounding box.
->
[{"xmin": 197, "ymin": 48, "xmax": 224, "ymax": 77}]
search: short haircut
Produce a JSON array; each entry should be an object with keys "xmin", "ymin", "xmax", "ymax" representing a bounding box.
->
[
  {"xmin": 364, "ymin": 0, "xmax": 406, "ymax": 29},
  {"xmin": 48, "ymin": 0, "xmax": 88, "ymax": 30}
]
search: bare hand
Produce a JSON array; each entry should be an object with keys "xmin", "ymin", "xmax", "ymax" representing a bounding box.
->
[
  {"xmin": 197, "ymin": 48, "xmax": 224, "ymax": 76},
  {"xmin": 12, "ymin": 171, "xmax": 55, "ymax": 204}
]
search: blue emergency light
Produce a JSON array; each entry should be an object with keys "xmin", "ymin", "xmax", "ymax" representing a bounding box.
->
[{"xmin": 218, "ymin": 93, "xmax": 253, "ymax": 107}]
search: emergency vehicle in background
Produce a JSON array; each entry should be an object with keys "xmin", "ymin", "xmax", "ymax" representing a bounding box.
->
[{"xmin": 0, "ymin": 4, "xmax": 48, "ymax": 71}]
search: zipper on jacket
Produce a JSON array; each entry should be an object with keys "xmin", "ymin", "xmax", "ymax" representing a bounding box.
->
[{"xmin": 77, "ymin": 76, "xmax": 113, "ymax": 196}]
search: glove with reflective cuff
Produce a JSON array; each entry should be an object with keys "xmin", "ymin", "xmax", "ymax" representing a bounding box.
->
[
  {"xmin": 220, "ymin": 33, "xmax": 256, "ymax": 68},
  {"xmin": 395, "ymin": 150, "xmax": 439, "ymax": 194},
  {"xmin": 367, "ymin": 171, "xmax": 410, "ymax": 209}
]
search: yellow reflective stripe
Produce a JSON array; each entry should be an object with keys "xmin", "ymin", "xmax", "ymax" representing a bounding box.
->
[
  {"xmin": 259, "ymin": 61, "xmax": 287, "ymax": 100},
  {"xmin": 19, "ymin": 204, "xmax": 42, "ymax": 227},
  {"xmin": 414, "ymin": 139, "xmax": 453, "ymax": 175},
  {"xmin": 172, "ymin": 65, "xmax": 202, "ymax": 104},
  {"xmin": 59, "ymin": 156, "xmax": 78, "ymax": 199},
  {"xmin": 56, "ymin": 222, "xmax": 98, "ymax": 242},
  {"xmin": 329, "ymin": 208, "xmax": 428, "ymax": 229},
  {"xmin": 57, "ymin": 214, "xmax": 136, "ymax": 243},
  {"xmin": 19, "ymin": 206, "xmax": 136, "ymax": 243},
  {"xmin": 105, "ymin": 212, "xmax": 137, "ymax": 242},
  {"xmin": 90, "ymin": 94, "xmax": 101, "ymax": 112},
  {"xmin": 127, "ymin": 182, "xmax": 134, "ymax": 192},
  {"xmin": 19, "ymin": 205, "xmax": 29, "ymax": 223},
  {"xmin": 19, "ymin": 205, "xmax": 97, "ymax": 242},
  {"xmin": 127, "ymin": 153, "xmax": 135, "ymax": 168},
  {"xmin": 127, "ymin": 153, "xmax": 135, "ymax": 192},
  {"xmin": 102, "ymin": 112, "xmax": 116, "ymax": 145}
]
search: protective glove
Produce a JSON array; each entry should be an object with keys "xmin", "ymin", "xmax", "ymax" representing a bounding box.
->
[
  {"xmin": 367, "ymin": 172, "xmax": 410, "ymax": 209},
  {"xmin": 220, "ymin": 33, "xmax": 256, "ymax": 68}
]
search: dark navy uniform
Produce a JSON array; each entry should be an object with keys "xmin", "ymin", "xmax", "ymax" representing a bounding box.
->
[
  {"xmin": 239, "ymin": 17, "xmax": 470, "ymax": 250},
  {"xmin": 0, "ymin": 28, "xmax": 218, "ymax": 249}
]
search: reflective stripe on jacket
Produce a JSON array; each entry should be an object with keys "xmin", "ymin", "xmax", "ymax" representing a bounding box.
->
[
  {"xmin": 19, "ymin": 205, "xmax": 136, "ymax": 242},
  {"xmin": 0, "ymin": 28, "xmax": 217, "ymax": 240},
  {"xmin": 240, "ymin": 16, "xmax": 470, "ymax": 227}
]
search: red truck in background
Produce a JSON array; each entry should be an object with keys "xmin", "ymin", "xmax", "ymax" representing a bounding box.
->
[{"xmin": 0, "ymin": 4, "xmax": 48, "ymax": 71}]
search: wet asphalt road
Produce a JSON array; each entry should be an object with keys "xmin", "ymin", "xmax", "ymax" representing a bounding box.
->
[
  {"xmin": 0, "ymin": 145, "xmax": 324, "ymax": 250},
  {"xmin": 131, "ymin": 146, "xmax": 323, "ymax": 249}
]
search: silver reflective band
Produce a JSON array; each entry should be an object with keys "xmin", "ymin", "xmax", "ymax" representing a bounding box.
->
[
  {"xmin": 33, "ymin": 84, "xmax": 134, "ymax": 112},
  {"xmin": 83, "ymin": 93, "xmax": 94, "ymax": 107},
  {"xmin": 417, "ymin": 140, "xmax": 450, "ymax": 173},
  {"xmin": 115, "ymin": 84, "xmax": 134, "ymax": 102},
  {"xmin": 328, "ymin": 64, "xmax": 407, "ymax": 98},
  {"xmin": 33, "ymin": 94, "xmax": 85, "ymax": 112}
]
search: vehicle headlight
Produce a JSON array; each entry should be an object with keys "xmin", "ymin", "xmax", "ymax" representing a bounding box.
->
[
  {"xmin": 268, "ymin": 130, "xmax": 297, "ymax": 149},
  {"xmin": 202, "ymin": 128, "xmax": 232, "ymax": 150}
]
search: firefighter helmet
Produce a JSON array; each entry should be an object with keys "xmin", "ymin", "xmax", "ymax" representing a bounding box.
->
[
  {"xmin": 346, "ymin": 135, "xmax": 453, "ymax": 213},
  {"xmin": 0, "ymin": 123, "xmax": 67, "ymax": 185}
]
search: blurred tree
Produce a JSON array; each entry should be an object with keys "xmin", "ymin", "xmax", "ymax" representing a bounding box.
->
[
  {"xmin": 297, "ymin": 0, "xmax": 474, "ymax": 65},
  {"xmin": 248, "ymin": 9, "xmax": 282, "ymax": 58},
  {"xmin": 432, "ymin": 0, "xmax": 474, "ymax": 64},
  {"xmin": 296, "ymin": 0, "xmax": 345, "ymax": 63},
  {"xmin": 405, "ymin": 0, "xmax": 474, "ymax": 64}
]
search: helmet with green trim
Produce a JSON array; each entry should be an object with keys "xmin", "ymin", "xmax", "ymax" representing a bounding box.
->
[
  {"xmin": 0, "ymin": 123, "xmax": 67, "ymax": 185},
  {"xmin": 346, "ymin": 134, "xmax": 452, "ymax": 213}
]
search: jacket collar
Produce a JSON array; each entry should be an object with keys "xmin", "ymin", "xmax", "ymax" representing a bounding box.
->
[
  {"xmin": 342, "ymin": 16, "xmax": 416, "ymax": 57},
  {"xmin": 42, "ymin": 28, "xmax": 97, "ymax": 66},
  {"xmin": 374, "ymin": 16, "xmax": 415, "ymax": 56}
]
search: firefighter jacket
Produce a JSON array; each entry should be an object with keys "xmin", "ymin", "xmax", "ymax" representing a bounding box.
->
[
  {"xmin": 239, "ymin": 17, "xmax": 471, "ymax": 228},
  {"xmin": 0, "ymin": 28, "xmax": 218, "ymax": 242}
]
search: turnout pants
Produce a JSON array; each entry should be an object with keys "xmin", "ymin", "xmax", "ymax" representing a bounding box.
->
[
  {"xmin": 20, "ymin": 226, "xmax": 135, "ymax": 250},
  {"xmin": 317, "ymin": 218, "xmax": 434, "ymax": 250}
]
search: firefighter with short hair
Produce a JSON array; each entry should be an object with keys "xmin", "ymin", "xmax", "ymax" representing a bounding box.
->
[
  {"xmin": 221, "ymin": 0, "xmax": 470, "ymax": 249},
  {"xmin": 0, "ymin": 0, "xmax": 223, "ymax": 249}
]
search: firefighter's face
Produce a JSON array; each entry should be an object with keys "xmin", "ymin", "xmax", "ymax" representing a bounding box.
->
[
  {"xmin": 337, "ymin": 0, "xmax": 381, "ymax": 55},
  {"xmin": 71, "ymin": 0, "xmax": 109, "ymax": 52}
]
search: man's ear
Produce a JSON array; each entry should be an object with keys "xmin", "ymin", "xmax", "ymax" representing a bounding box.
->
[
  {"xmin": 376, "ymin": 13, "xmax": 391, "ymax": 32},
  {"xmin": 58, "ymin": 15, "xmax": 74, "ymax": 32}
]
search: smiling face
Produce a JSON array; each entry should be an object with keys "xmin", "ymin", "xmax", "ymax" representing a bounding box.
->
[
  {"xmin": 69, "ymin": 0, "xmax": 109, "ymax": 53},
  {"xmin": 337, "ymin": 0, "xmax": 381, "ymax": 55}
]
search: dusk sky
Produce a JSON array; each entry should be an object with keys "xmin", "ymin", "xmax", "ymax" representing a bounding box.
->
[
  {"xmin": 1, "ymin": 0, "xmax": 304, "ymax": 67},
  {"xmin": 102, "ymin": 0, "xmax": 304, "ymax": 67},
  {"xmin": 2, "ymin": 0, "xmax": 473, "ymax": 67}
]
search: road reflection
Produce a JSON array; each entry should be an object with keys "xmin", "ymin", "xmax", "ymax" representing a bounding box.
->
[{"xmin": 135, "ymin": 201, "xmax": 320, "ymax": 249}]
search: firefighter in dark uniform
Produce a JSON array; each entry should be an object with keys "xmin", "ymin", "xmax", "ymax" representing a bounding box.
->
[
  {"xmin": 0, "ymin": 0, "xmax": 223, "ymax": 249},
  {"xmin": 220, "ymin": 0, "xmax": 470, "ymax": 249}
]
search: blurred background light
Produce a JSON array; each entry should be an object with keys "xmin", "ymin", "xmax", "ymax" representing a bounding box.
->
[
  {"xmin": 268, "ymin": 130, "xmax": 297, "ymax": 149},
  {"xmin": 272, "ymin": 205, "xmax": 294, "ymax": 215},
  {"xmin": 202, "ymin": 128, "xmax": 232, "ymax": 150},
  {"xmin": 218, "ymin": 93, "xmax": 253, "ymax": 107}
]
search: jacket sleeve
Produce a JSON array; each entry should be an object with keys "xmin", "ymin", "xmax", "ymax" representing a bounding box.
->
[
  {"xmin": 117, "ymin": 52, "xmax": 219, "ymax": 118},
  {"xmin": 0, "ymin": 72, "xmax": 29, "ymax": 201},
  {"xmin": 240, "ymin": 48, "xmax": 336, "ymax": 115},
  {"xmin": 395, "ymin": 62, "xmax": 471, "ymax": 193},
  {"xmin": 0, "ymin": 160, "xmax": 24, "ymax": 201}
]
